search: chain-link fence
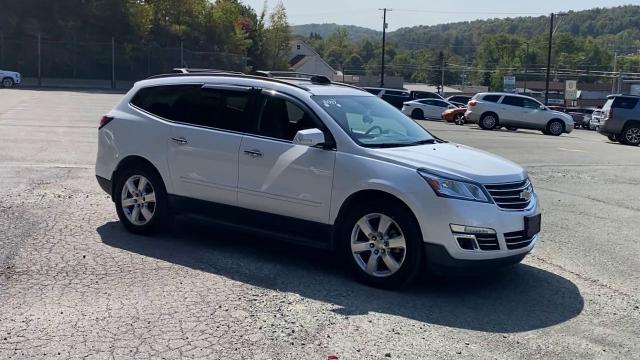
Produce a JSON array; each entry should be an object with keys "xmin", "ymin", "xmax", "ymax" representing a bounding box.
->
[{"xmin": 0, "ymin": 35, "xmax": 248, "ymax": 89}]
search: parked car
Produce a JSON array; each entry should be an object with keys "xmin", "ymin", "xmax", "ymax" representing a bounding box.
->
[
  {"xmin": 411, "ymin": 91, "xmax": 445, "ymax": 101},
  {"xmin": 465, "ymin": 92, "xmax": 574, "ymax": 136},
  {"xmin": 362, "ymin": 87, "xmax": 411, "ymax": 109},
  {"xmin": 0, "ymin": 69, "xmax": 21, "ymax": 88},
  {"xmin": 597, "ymin": 94, "xmax": 640, "ymax": 146},
  {"xmin": 446, "ymin": 95, "xmax": 473, "ymax": 108},
  {"xmin": 590, "ymin": 109, "xmax": 604, "ymax": 130},
  {"xmin": 442, "ymin": 107, "xmax": 467, "ymax": 124},
  {"xmin": 96, "ymin": 71, "xmax": 541, "ymax": 288},
  {"xmin": 566, "ymin": 108, "xmax": 596, "ymax": 129},
  {"xmin": 401, "ymin": 99, "xmax": 457, "ymax": 120}
]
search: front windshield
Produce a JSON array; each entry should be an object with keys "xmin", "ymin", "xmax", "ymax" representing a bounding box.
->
[{"xmin": 312, "ymin": 95, "xmax": 435, "ymax": 148}]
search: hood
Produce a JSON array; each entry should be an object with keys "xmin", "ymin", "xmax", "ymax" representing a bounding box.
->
[
  {"xmin": 549, "ymin": 109, "xmax": 573, "ymax": 121},
  {"xmin": 368, "ymin": 142, "xmax": 527, "ymax": 184}
]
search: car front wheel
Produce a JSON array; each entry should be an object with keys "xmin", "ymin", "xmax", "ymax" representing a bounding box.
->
[
  {"xmin": 114, "ymin": 165, "xmax": 169, "ymax": 234},
  {"xmin": 341, "ymin": 201, "xmax": 423, "ymax": 288},
  {"xmin": 546, "ymin": 120, "xmax": 564, "ymax": 136},
  {"xmin": 411, "ymin": 109, "xmax": 424, "ymax": 120}
]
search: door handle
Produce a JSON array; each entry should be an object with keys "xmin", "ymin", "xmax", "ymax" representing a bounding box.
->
[
  {"xmin": 244, "ymin": 149, "xmax": 263, "ymax": 157},
  {"xmin": 170, "ymin": 137, "xmax": 188, "ymax": 145}
]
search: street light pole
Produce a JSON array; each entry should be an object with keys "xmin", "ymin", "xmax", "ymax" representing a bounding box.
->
[
  {"xmin": 544, "ymin": 13, "xmax": 554, "ymax": 105},
  {"xmin": 379, "ymin": 8, "xmax": 391, "ymax": 87}
]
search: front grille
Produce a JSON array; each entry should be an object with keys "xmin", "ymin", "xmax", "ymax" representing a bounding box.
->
[
  {"xmin": 503, "ymin": 230, "xmax": 534, "ymax": 250},
  {"xmin": 475, "ymin": 233, "xmax": 499, "ymax": 251},
  {"xmin": 484, "ymin": 179, "xmax": 532, "ymax": 210}
]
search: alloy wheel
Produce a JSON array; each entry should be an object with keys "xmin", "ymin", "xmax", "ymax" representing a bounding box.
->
[
  {"xmin": 350, "ymin": 213, "xmax": 407, "ymax": 278},
  {"xmin": 120, "ymin": 175, "xmax": 156, "ymax": 226},
  {"xmin": 549, "ymin": 121, "xmax": 563, "ymax": 135},
  {"xmin": 625, "ymin": 127, "xmax": 640, "ymax": 145}
]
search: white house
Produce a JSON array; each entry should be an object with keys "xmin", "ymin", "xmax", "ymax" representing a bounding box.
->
[{"xmin": 288, "ymin": 40, "xmax": 336, "ymax": 79}]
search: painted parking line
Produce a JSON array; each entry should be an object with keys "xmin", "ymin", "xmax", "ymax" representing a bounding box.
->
[{"xmin": 558, "ymin": 147, "xmax": 587, "ymax": 153}]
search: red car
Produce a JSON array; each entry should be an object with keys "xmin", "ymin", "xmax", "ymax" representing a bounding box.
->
[{"xmin": 442, "ymin": 107, "xmax": 467, "ymax": 124}]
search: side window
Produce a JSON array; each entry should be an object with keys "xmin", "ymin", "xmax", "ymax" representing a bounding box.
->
[
  {"xmin": 436, "ymin": 101, "xmax": 449, "ymax": 108},
  {"xmin": 419, "ymin": 99, "xmax": 434, "ymax": 105},
  {"xmin": 131, "ymin": 84, "xmax": 201, "ymax": 120},
  {"xmin": 482, "ymin": 94, "xmax": 501, "ymax": 103},
  {"xmin": 502, "ymin": 96, "xmax": 525, "ymax": 107},
  {"xmin": 130, "ymin": 85, "xmax": 250, "ymax": 132},
  {"xmin": 523, "ymin": 99, "xmax": 541, "ymax": 109},
  {"xmin": 612, "ymin": 97, "xmax": 639, "ymax": 109},
  {"xmin": 256, "ymin": 96, "xmax": 318, "ymax": 141}
]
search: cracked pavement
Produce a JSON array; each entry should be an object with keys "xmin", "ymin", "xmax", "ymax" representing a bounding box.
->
[{"xmin": 0, "ymin": 89, "xmax": 639, "ymax": 359}]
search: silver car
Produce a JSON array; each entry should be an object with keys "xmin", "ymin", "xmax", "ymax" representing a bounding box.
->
[{"xmin": 465, "ymin": 93, "xmax": 574, "ymax": 136}]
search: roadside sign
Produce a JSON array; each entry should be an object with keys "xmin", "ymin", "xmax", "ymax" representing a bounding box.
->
[
  {"xmin": 503, "ymin": 76, "xmax": 516, "ymax": 93},
  {"xmin": 565, "ymin": 80, "xmax": 578, "ymax": 100}
]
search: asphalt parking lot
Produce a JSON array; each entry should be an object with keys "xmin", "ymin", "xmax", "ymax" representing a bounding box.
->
[{"xmin": 1, "ymin": 89, "xmax": 639, "ymax": 359}]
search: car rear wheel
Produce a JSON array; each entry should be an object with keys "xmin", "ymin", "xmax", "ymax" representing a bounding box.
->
[
  {"xmin": 411, "ymin": 109, "xmax": 424, "ymax": 120},
  {"xmin": 114, "ymin": 165, "xmax": 169, "ymax": 234},
  {"xmin": 607, "ymin": 134, "xmax": 618, "ymax": 142},
  {"xmin": 2, "ymin": 77, "xmax": 14, "ymax": 88},
  {"xmin": 620, "ymin": 125, "xmax": 640, "ymax": 146},
  {"xmin": 340, "ymin": 201, "xmax": 423, "ymax": 289},
  {"xmin": 546, "ymin": 120, "xmax": 564, "ymax": 136},
  {"xmin": 479, "ymin": 113, "xmax": 498, "ymax": 130},
  {"xmin": 454, "ymin": 113, "xmax": 465, "ymax": 125}
]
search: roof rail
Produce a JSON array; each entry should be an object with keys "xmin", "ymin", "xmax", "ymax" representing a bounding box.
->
[
  {"xmin": 252, "ymin": 70, "xmax": 332, "ymax": 85},
  {"xmin": 144, "ymin": 72, "xmax": 312, "ymax": 92},
  {"xmin": 171, "ymin": 68, "xmax": 245, "ymax": 75}
]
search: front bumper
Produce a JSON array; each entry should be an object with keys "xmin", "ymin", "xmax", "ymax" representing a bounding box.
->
[
  {"xmin": 404, "ymin": 190, "xmax": 540, "ymax": 263},
  {"xmin": 424, "ymin": 242, "xmax": 528, "ymax": 270}
]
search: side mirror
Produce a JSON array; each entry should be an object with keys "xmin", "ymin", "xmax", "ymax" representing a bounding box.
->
[
  {"xmin": 539, "ymin": 105, "xmax": 546, "ymax": 110},
  {"xmin": 293, "ymin": 128, "xmax": 326, "ymax": 147}
]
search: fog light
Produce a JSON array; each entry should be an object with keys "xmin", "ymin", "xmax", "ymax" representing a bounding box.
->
[{"xmin": 450, "ymin": 224, "xmax": 496, "ymax": 235}]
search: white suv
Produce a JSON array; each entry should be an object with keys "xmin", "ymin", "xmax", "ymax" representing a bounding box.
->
[
  {"xmin": 96, "ymin": 72, "xmax": 541, "ymax": 288},
  {"xmin": 0, "ymin": 69, "xmax": 21, "ymax": 88},
  {"xmin": 465, "ymin": 92, "xmax": 574, "ymax": 135}
]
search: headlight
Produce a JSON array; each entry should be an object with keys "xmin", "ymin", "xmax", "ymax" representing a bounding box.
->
[{"xmin": 418, "ymin": 169, "xmax": 491, "ymax": 203}]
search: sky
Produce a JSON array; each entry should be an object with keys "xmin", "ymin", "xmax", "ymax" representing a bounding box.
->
[{"xmin": 241, "ymin": 0, "xmax": 638, "ymax": 31}]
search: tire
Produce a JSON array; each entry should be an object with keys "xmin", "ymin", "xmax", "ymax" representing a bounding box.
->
[
  {"xmin": 506, "ymin": 126, "xmax": 518, "ymax": 131},
  {"xmin": 2, "ymin": 77, "xmax": 14, "ymax": 88},
  {"xmin": 339, "ymin": 200, "xmax": 423, "ymax": 289},
  {"xmin": 114, "ymin": 164, "xmax": 169, "ymax": 235},
  {"xmin": 454, "ymin": 113, "xmax": 465, "ymax": 125},
  {"xmin": 411, "ymin": 109, "xmax": 424, "ymax": 120},
  {"xmin": 607, "ymin": 134, "xmax": 618, "ymax": 142},
  {"xmin": 620, "ymin": 125, "xmax": 640, "ymax": 146},
  {"xmin": 479, "ymin": 113, "xmax": 498, "ymax": 130},
  {"xmin": 546, "ymin": 119, "xmax": 564, "ymax": 136}
]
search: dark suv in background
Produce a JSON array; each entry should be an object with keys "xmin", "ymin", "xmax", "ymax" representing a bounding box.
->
[
  {"xmin": 597, "ymin": 94, "xmax": 640, "ymax": 146},
  {"xmin": 363, "ymin": 87, "xmax": 444, "ymax": 109}
]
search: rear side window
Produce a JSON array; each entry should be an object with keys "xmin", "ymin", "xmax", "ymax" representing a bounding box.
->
[
  {"xmin": 501, "ymin": 96, "xmax": 525, "ymax": 107},
  {"xmin": 413, "ymin": 92, "xmax": 440, "ymax": 100},
  {"xmin": 611, "ymin": 97, "xmax": 639, "ymax": 109},
  {"xmin": 130, "ymin": 85, "xmax": 251, "ymax": 132},
  {"xmin": 364, "ymin": 88, "xmax": 381, "ymax": 95},
  {"xmin": 384, "ymin": 90, "xmax": 409, "ymax": 97},
  {"xmin": 482, "ymin": 94, "xmax": 501, "ymax": 103}
]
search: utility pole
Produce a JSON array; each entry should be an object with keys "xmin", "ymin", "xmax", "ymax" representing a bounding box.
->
[
  {"xmin": 379, "ymin": 8, "xmax": 391, "ymax": 87},
  {"xmin": 523, "ymin": 42, "xmax": 529, "ymax": 95},
  {"xmin": 544, "ymin": 13, "xmax": 554, "ymax": 105},
  {"xmin": 612, "ymin": 50, "xmax": 617, "ymax": 94},
  {"xmin": 441, "ymin": 55, "xmax": 445, "ymax": 94}
]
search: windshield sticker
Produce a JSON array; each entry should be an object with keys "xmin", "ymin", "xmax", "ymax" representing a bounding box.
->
[{"xmin": 322, "ymin": 99, "xmax": 342, "ymax": 108}]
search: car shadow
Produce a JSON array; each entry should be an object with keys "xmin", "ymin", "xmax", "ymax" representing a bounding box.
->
[{"xmin": 97, "ymin": 218, "xmax": 584, "ymax": 333}]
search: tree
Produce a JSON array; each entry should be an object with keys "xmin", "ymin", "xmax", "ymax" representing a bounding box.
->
[{"xmin": 264, "ymin": 1, "xmax": 292, "ymax": 70}]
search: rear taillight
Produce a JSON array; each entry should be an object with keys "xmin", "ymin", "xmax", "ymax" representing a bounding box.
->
[
  {"xmin": 99, "ymin": 115, "xmax": 114, "ymax": 129},
  {"xmin": 468, "ymin": 100, "xmax": 477, "ymax": 107},
  {"xmin": 608, "ymin": 108, "xmax": 613, "ymax": 119}
]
